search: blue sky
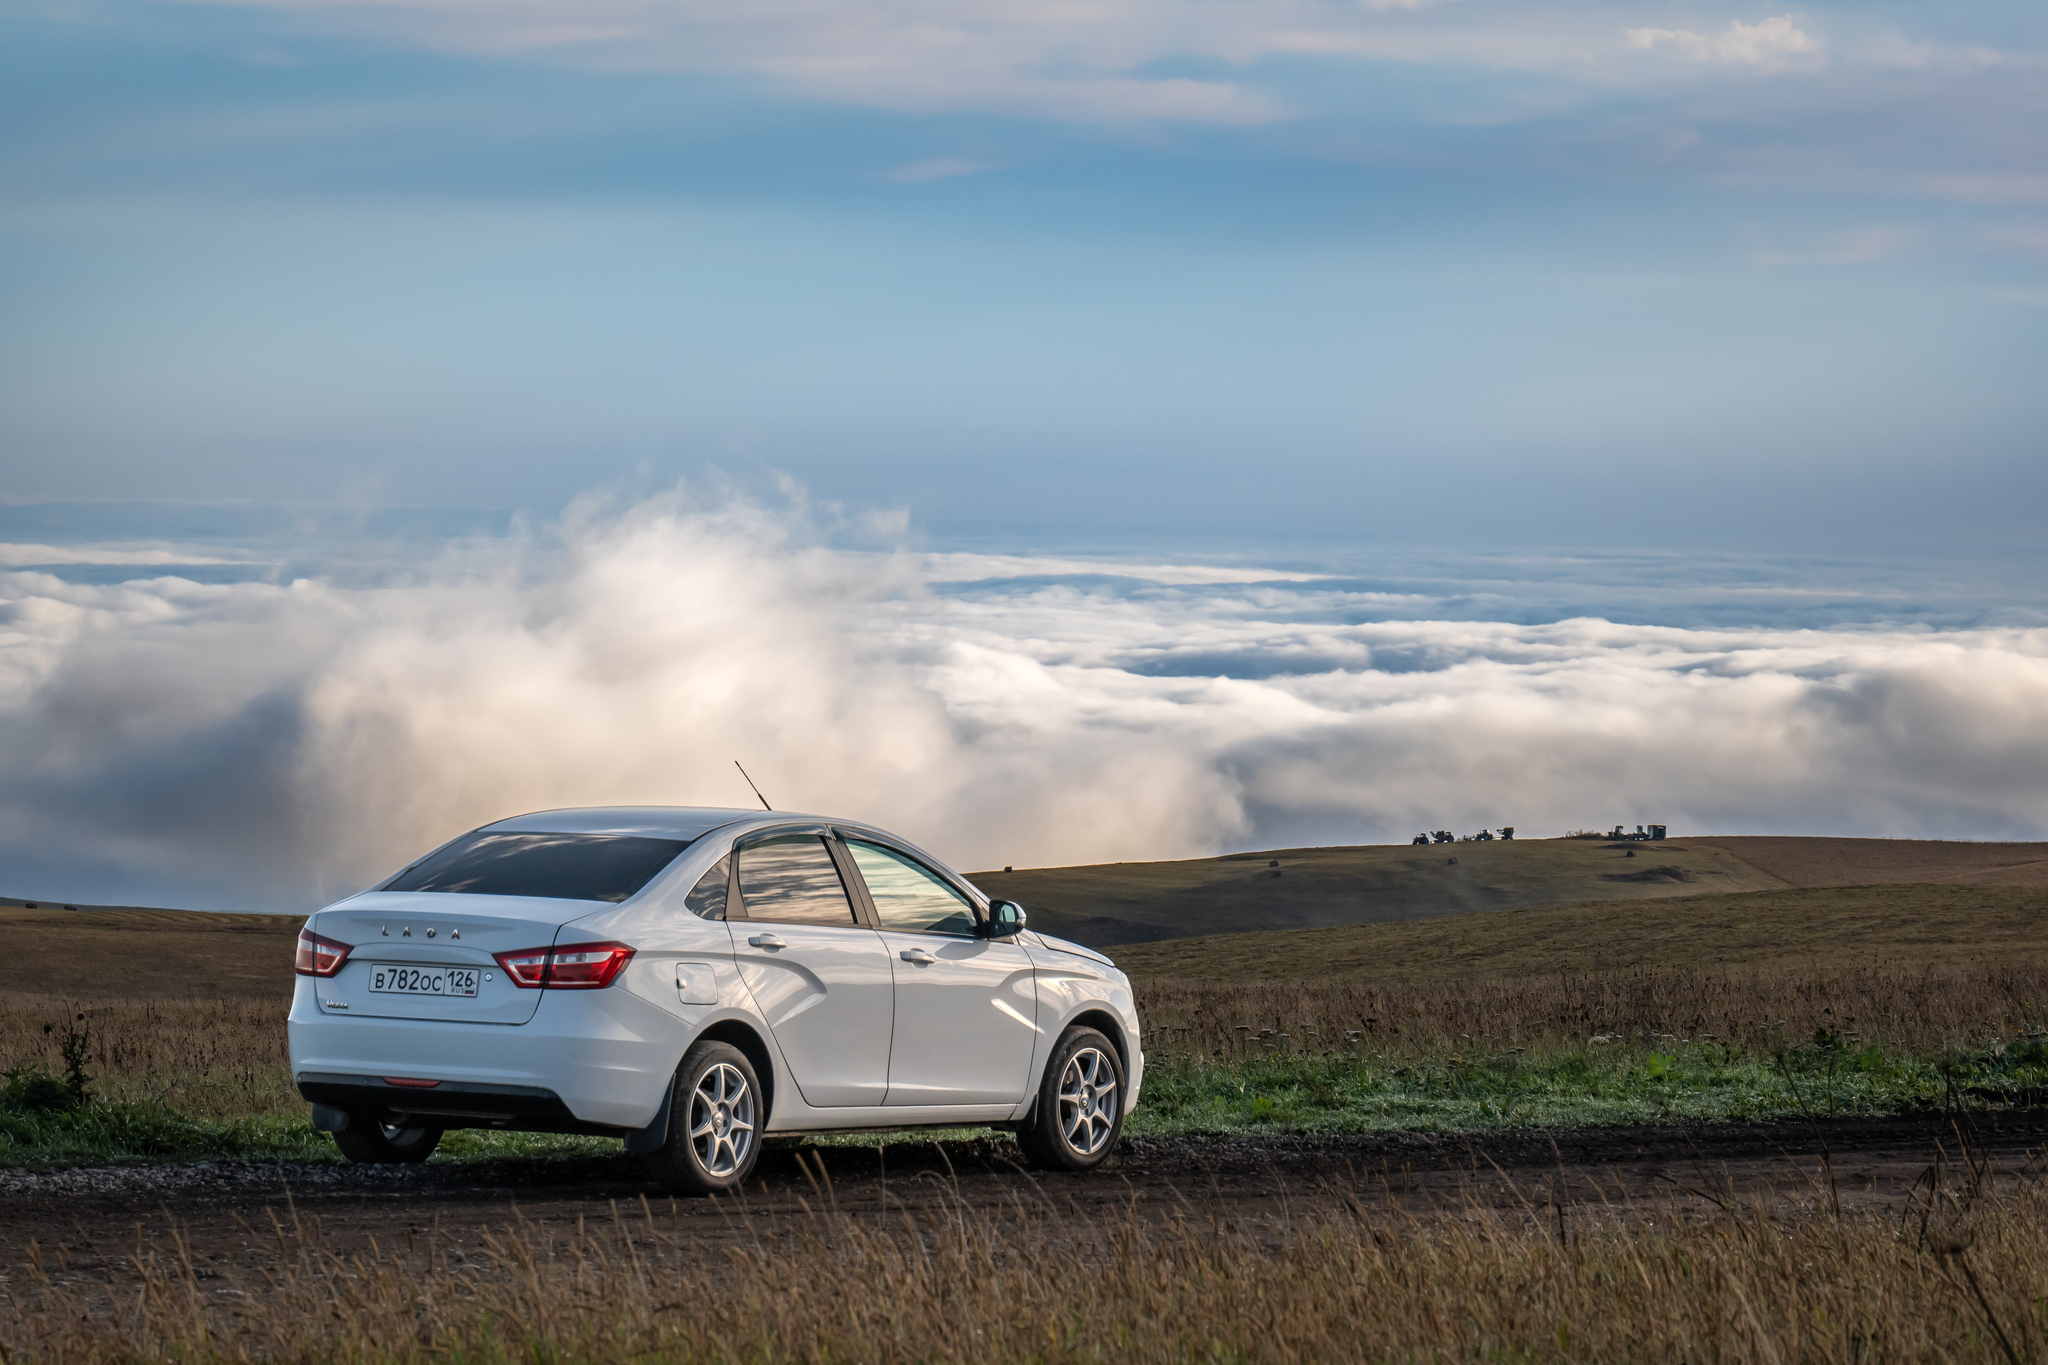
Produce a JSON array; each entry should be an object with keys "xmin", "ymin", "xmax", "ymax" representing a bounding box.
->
[
  {"xmin": 4, "ymin": 0, "xmax": 2044, "ymax": 552},
  {"xmin": 3, "ymin": 1, "xmax": 2047, "ymax": 905}
]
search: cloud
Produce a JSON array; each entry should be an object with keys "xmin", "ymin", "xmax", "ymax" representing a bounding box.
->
[
  {"xmin": 1626, "ymin": 16, "xmax": 1821, "ymax": 68},
  {"xmin": 4, "ymin": 486, "xmax": 2047, "ymax": 910},
  {"xmin": 0, "ymin": 543, "xmax": 252, "ymax": 568}
]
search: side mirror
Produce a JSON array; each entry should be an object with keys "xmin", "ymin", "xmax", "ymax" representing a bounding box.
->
[{"xmin": 985, "ymin": 900, "xmax": 1028, "ymax": 938}]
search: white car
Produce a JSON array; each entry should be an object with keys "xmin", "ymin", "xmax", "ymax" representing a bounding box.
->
[{"xmin": 288, "ymin": 806, "xmax": 1142, "ymax": 1192}]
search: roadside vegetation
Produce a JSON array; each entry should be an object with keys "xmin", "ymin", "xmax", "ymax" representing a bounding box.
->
[
  {"xmin": 9, "ymin": 953, "xmax": 2048, "ymax": 1165},
  {"xmin": 11, "ymin": 1144, "xmax": 2048, "ymax": 1362}
]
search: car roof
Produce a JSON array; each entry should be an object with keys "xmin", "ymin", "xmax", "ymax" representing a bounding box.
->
[
  {"xmin": 482, "ymin": 806, "xmax": 764, "ymax": 841},
  {"xmin": 471, "ymin": 805, "xmax": 983, "ymax": 904}
]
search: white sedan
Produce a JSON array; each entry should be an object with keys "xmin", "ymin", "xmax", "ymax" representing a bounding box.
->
[{"xmin": 287, "ymin": 807, "xmax": 1142, "ymax": 1192}]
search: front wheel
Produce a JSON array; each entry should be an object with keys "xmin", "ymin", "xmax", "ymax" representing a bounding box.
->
[
  {"xmin": 645, "ymin": 1040, "xmax": 763, "ymax": 1195},
  {"xmin": 1018, "ymin": 1026, "xmax": 1125, "ymax": 1172},
  {"xmin": 332, "ymin": 1118, "xmax": 443, "ymax": 1164}
]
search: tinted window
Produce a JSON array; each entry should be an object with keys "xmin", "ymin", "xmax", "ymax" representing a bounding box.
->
[
  {"xmin": 385, "ymin": 832, "xmax": 689, "ymax": 903},
  {"xmin": 737, "ymin": 836, "xmax": 857, "ymax": 925},
  {"xmin": 846, "ymin": 840, "xmax": 977, "ymax": 936},
  {"xmin": 685, "ymin": 857, "xmax": 730, "ymax": 920}
]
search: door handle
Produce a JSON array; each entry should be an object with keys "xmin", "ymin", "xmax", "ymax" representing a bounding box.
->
[
  {"xmin": 747, "ymin": 933, "xmax": 786, "ymax": 950},
  {"xmin": 900, "ymin": 948, "xmax": 937, "ymax": 965}
]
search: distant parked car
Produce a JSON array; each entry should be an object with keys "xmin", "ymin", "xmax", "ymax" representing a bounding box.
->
[{"xmin": 288, "ymin": 807, "xmax": 1142, "ymax": 1192}]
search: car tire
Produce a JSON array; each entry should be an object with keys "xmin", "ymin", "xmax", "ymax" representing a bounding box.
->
[
  {"xmin": 332, "ymin": 1118, "xmax": 443, "ymax": 1164},
  {"xmin": 645, "ymin": 1040, "xmax": 764, "ymax": 1196},
  {"xmin": 1018, "ymin": 1025, "xmax": 1125, "ymax": 1172}
]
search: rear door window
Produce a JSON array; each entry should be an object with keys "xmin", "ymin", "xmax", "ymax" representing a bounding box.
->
[
  {"xmin": 737, "ymin": 836, "xmax": 859, "ymax": 925},
  {"xmin": 844, "ymin": 840, "xmax": 977, "ymax": 936}
]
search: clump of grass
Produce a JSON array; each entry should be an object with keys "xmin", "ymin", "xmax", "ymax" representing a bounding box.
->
[{"xmin": 10, "ymin": 1159, "xmax": 2048, "ymax": 1361}]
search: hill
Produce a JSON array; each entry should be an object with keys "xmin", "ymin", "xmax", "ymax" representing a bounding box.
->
[
  {"xmin": 1106, "ymin": 882, "xmax": 2048, "ymax": 983},
  {"xmin": 1681, "ymin": 837, "xmax": 2048, "ymax": 888},
  {"xmin": 971, "ymin": 838, "xmax": 1784, "ymax": 947},
  {"xmin": 972, "ymin": 836, "xmax": 2048, "ymax": 948},
  {"xmin": 0, "ymin": 903, "xmax": 302, "ymax": 999}
]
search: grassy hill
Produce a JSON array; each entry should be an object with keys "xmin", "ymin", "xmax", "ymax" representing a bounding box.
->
[
  {"xmin": 1682, "ymin": 836, "xmax": 2048, "ymax": 888},
  {"xmin": 0, "ymin": 903, "xmax": 301, "ymax": 999},
  {"xmin": 970, "ymin": 838, "xmax": 1784, "ymax": 946},
  {"xmin": 1108, "ymin": 882, "xmax": 2048, "ymax": 983},
  {"xmin": 972, "ymin": 835, "xmax": 2048, "ymax": 948},
  {"xmin": 6, "ymin": 836, "xmax": 2043, "ymax": 998}
]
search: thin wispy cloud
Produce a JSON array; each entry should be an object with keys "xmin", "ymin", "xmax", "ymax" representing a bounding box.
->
[{"xmin": 1626, "ymin": 16, "xmax": 1821, "ymax": 69}]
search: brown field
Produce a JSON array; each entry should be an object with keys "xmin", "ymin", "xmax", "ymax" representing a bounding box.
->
[
  {"xmin": 9, "ymin": 1155, "xmax": 2048, "ymax": 1363},
  {"xmin": 1112, "ymin": 882, "xmax": 2048, "ymax": 984},
  {"xmin": 1686, "ymin": 836, "xmax": 2048, "ymax": 889},
  {"xmin": 0, "ymin": 903, "xmax": 300, "ymax": 999},
  {"xmin": 975, "ymin": 834, "xmax": 2048, "ymax": 947}
]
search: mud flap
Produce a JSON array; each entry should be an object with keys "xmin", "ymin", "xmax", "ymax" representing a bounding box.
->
[
  {"xmin": 623, "ymin": 1077, "xmax": 675, "ymax": 1154},
  {"xmin": 311, "ymin": 1104, "xmax": 351, "ymax": 1133}
]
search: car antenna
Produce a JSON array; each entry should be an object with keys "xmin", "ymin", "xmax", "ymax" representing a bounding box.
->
[{"xmin": 734, "ymin": 761, "xmax": 773, "ymax": 811}]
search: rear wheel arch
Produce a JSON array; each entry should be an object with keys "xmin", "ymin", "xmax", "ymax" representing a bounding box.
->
[{"xmin": 694, "ymin": 1019, "xmax": 775, "ymax": 1125}]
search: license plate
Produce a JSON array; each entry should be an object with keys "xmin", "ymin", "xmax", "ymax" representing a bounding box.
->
[{"xmin": 370, "ymin": 964, "xmax": 480, "ymax": 997}]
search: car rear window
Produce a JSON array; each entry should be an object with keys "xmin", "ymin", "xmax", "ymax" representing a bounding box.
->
[{"xmin": 383, "ymin": 832, "xmax": 691, "ymax": 903}]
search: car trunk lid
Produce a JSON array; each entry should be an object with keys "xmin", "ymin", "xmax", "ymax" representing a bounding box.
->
[{"xmin": 310, "ymin": 892, "xmax": 597, "ymax": 1025}]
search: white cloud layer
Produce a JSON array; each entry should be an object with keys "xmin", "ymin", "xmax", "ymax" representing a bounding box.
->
[{"xmin": 3, "ymin": 487, "xmax": 2046, "ymax": 910}]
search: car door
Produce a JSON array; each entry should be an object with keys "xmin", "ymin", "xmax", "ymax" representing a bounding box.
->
[
  {"xmin": 840, "ymin": 836, "xmax": 1038, "ymax": 1107},
  {"xmin": 730, "ymin": 830, "xmax": 895, "ymax": 1108}
]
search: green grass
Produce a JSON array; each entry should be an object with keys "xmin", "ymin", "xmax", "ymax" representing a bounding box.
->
[
  {"xmin": 1126, "ymin": 1030, "xmax": 2048, "ymax": 1136},
  {"xmin": 8, "ymin": 1032, "xmax": 2048, "ymax": 1167}
]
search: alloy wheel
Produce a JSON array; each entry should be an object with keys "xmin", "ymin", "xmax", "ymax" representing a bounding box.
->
[
  {"xmin": 1057, "ymin": 1047, "xmax": 1119, "ymax": 1156},
  {"xmin": 688, "ymin": 1061, "xmax": 756, "ymax": 1177}
]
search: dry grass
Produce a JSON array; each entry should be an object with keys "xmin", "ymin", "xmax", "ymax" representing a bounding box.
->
[
  {"xmin": 9, "ymin": 1155, "xmax": 2048, "ymax": 1362},
  {"xmin": 0, "ymin": 994, "xmax": 296, "ymax": 1118},
  {"xmin": 0, "ymin": 906, "xmax": 300, "ymax": 999},
  {"xmin": 1113, "ymin": 884, "xmax": 2048, "ymax": 984},
  {"xmin": 1132, "ymin": 959, "xmax": 2048, "ymax": 1061},
  {"xmin": 974, "ymin": 836, "xmax": 1787, "ymax": 945}
]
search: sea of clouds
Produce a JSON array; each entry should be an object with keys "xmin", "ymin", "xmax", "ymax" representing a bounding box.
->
[{"xmin": 2, "ymin": 484, "xmax": 2046, "ymax": 911}]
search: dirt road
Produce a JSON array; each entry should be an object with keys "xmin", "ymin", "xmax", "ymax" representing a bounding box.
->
[{"xmin": 6, "ymin": 1111, "xmax": 2045, "ymax": 1292}]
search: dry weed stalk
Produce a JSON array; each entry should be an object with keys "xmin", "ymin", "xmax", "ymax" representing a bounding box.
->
[{"xmin": 7, "ymin": 1171, "xmax": 2048, "ymax": 1362}]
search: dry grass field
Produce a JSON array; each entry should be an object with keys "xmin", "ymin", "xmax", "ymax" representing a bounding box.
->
[
  {"xmin": 10, "ymin": 842, "xmax": 2048, "ymax": 1361},
  {"xmin": 1113, "ymin": 882, "xmax": 2048, "ymax": 983},
  {"xmin": 0, "ymin": 903, "xmax": 300, "ymax": 999},
  {"xmin": 971, "ymin": 836, "xmax": 1788, "ymax": 944},
  {"xmin": 10, "ymin": 1162, "xmax": 2048, "ymax": 1363},
  {"xmin": 1686, "ymin": 836, "xmax": 2048, "ymax": 889},
  {"xmin": 973, "ymin": 834, "xmax": 2048, "ymax": 947}
]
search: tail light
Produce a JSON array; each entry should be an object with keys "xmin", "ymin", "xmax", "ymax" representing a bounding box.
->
[
  {"xmin": 492, "ymin": 941, "xmax": 635, "ymax": 990},
  {"xmin": 295, "ymin": 928, "xmax": 352, "ymax": 977}
]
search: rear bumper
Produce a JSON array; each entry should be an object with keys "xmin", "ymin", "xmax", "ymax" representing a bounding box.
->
[
  {"xmin": 287, "ymin": 973, "xmax": 695, "ymax": 1131},
  {"xmin": 297, "ymin": 1072, "xmax": 612, "ymax": 1134}
]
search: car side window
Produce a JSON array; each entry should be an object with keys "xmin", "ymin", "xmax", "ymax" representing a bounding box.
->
[
  {"xmin": 736, "ymin": 836, "xmax": 859, "ymax": 925},
  {"xmin": 845, "ymin": 840, "xmax": 977, "ymax": 937},
  {"xmin": 684, "ymin": 855, "xmax": 730, "ymax": 920}
]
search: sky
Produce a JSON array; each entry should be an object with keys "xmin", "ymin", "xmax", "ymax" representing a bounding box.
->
[{"xmin": 1, "ymin": 0, "xmax": 2045, "ymax": 907}]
